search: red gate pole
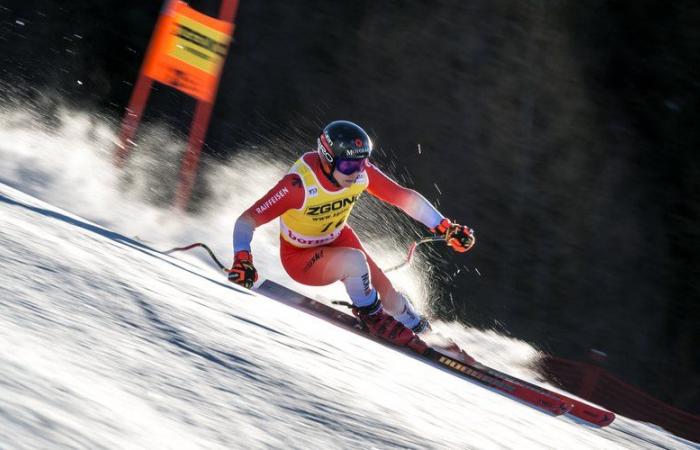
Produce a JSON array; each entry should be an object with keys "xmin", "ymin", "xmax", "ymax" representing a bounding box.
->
[
  {"xmin": 219, "ymin": 0, "xmax": 241, "ymax": 22},
  {"xmin": 173, "ymin": 0, "xmax": 240, "ymax": 210},
  {"xmin": 114, "ymin": 74, "xmax": 153, "ymax": 167},
  {"xmin": 173, "ymin": 100, "xmax": 215, "ymax": 210},
  {"xmin": 114, "ymin": 0, "xmax": 179, "ymax": 168}
]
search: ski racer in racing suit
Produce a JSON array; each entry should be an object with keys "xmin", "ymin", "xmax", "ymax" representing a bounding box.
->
[{"xmin": 229, "ymin": 120, "xmax": 475, "ymax": 351}]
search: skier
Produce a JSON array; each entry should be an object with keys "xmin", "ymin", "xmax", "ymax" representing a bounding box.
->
[{"xmin": 229, "ymin": 120, "xmax": 475, "ymax": 351}]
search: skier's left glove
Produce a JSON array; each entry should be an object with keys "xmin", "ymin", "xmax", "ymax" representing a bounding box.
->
[
  {"xmin": 228, "ymin": 250, "xmax": 258, "ymax": 289},
  {"xmin": 432, "ymin": 218, "xmax": 476, "ymax": 253}
]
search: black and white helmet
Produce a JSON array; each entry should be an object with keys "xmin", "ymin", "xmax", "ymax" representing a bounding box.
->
[{"xmin": 317, "ymin": 120, "xmax": 373, "ymax": 171}]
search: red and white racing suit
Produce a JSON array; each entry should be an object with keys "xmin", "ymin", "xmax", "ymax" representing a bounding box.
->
[{"xmin": 233, "ymin": 152, "xmax": 445, "ymax": 328}]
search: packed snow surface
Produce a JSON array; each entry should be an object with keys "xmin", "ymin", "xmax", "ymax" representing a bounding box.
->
[{"xmin": 1, "ymin": 108, "xmax": 697, "ymax": 449}]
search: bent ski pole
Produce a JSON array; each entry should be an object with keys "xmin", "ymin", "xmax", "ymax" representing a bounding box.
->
[
  {"xmin": 162, "ymin": 237, "xmax": 444, "ymax": 274},
  {"xmin": 163, "ymin": 242, "xmax": 227, "ymax": 271},
  {"xmin": 384, "ymin": 236, "xmax": 444, "ymax": 273}
]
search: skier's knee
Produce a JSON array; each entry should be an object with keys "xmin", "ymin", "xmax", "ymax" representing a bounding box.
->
[
  {"xmin": 343, "ymin": 248, "xmax": 369, "ymax": 277},
  {"xmin": 339, "ymin": 249, "xmax": 375, "ymax": 307}
]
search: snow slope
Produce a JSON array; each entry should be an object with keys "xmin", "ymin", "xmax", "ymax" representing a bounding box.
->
[{"xmin": 0, "ymin": 107, "xmax": 697, "ymax": 449}]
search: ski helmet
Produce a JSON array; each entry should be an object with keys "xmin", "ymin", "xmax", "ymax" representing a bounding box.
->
[{"xmin": 317, "ymin": 120, "xmax": 373, "ymax": 175}]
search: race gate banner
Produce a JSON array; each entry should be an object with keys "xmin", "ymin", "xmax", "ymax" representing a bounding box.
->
[{"xmin": 142, "ymin": 1, "xmax": 233, "ymax": 103}]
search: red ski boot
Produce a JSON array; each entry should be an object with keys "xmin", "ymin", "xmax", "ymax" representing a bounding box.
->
[{"xmin": 352, "ymin": 297, "xmax": 428, "ymax": 354}]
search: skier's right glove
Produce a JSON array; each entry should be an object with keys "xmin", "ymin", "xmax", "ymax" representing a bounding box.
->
[
  {"xmin": 432, "ymin": 218, "xmax": 476, "ymax": 253},
  {"xmin": 353, "ymin": 297, "xmax": 428, "ymax": 354},
  {"xmin": 228, "ymin": 250, "xmax": 258, "ymax": 289}
]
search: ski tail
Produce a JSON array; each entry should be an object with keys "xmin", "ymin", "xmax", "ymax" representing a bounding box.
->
[{"xmin": 553, "ymin": 395, "xmax": 616, "ymax": 426}]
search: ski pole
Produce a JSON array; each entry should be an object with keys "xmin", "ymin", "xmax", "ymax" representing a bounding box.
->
[
  {"xmin": 163, "ymin": 242, "xmax": 228, "ymax": 271},
  {"xmin": 383, "ymin": 236, "xmax": 445, "ymax": 273},
  {"xmin": 161, "ymin": 237, "xmax": 445, "ymax": 274}
]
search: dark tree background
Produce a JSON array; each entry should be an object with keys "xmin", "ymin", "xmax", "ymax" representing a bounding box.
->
[{"xmin": 1, "ymin": 1, "xmax": 698, "ymax": 412}]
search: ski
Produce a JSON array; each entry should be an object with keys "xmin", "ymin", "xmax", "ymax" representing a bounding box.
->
[
  {"xmin": 253, "ymin": 280, "xmax": 617, "ymax": 422},
  {"xmin": 466, "ymin": 360, "xmax": 615, "ymax": 426}
]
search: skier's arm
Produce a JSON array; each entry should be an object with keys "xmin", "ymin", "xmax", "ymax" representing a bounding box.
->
[
  {"xmin": 365, "ymin": 163, "xmax": 444, "ymax": 229},
  {"xmin": 233, "ymin": 173, "xmax": 305, "ymax": 253},
  {"xmin": 366, "ymin": 163, "xmax": 475, "ymax": 252},
  {"xmin": 229, "ymin": 174, "xmax": 305, "ymax": 288}
]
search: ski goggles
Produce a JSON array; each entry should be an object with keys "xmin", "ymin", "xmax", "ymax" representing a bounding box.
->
[{"xmin": 335, "ymin": 158, "xmax": 368, "ymax": 175}]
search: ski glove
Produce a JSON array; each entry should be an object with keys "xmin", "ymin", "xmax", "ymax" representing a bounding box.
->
[
  {"xmin": 228, "ymin": 250, "xmax": 258, "ymax": 289},
  {"xmin": 433, "ymin": 218, "xmax": 476, "ymax": 253}
]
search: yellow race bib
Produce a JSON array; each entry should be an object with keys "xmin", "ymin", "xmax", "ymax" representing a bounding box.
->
[{"xmin": 280, "ymin": 154, "xmax": 368, "ymax": 247}]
